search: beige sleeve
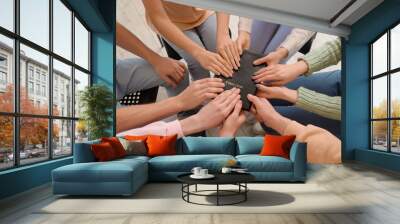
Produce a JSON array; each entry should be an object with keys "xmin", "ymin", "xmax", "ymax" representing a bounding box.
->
[
  {"xmin": 279, "ymin": 28, "xmax": 315, "ymax": 58},
  {"xmin": 282, "ymin": 120, "xmax": 341, "ymax": 164},
  {"xmin": 238, "ymin": 17, "xmax": 252, "ymax": 33}
]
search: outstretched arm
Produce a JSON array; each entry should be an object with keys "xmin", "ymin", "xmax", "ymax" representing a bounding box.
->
[
  {"xmin": 247, "ymin": 94, "xmax": 341, "ymax": 164},
  {"xmin": 142, "ymin": 0, "xmax": 232, "ymax": 77},
  {"xmin": 117, "ymin": 88, "xmax": 241, "ymax": 137},
  {"xmin": 116, "ymin": 22, "xmax": 186, "ymax": 87},
  {"xmin": 116, "ymin": 22, "xmax": 160, "ymax": 63},
  {"xmin": 256, "ymin": 84, "xmax": 341, "ymax": 121},
  {"xmin": 116, "ymin": 78, "xmax": 225, "ymax": 132}
]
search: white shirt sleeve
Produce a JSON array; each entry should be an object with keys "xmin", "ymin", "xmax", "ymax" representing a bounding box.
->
[
  {"xmin": 238, "ymin": 17, "xmax": 252, "ymax": 33},
  {"xmin": 279, "ymin": 28, "xmax": 315, "ymax": 58}
]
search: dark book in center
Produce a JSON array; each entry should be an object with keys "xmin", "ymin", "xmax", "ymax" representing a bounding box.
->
[{"xmin": 220, "ymin": 50, "xmax": 265, "ymax": 111}]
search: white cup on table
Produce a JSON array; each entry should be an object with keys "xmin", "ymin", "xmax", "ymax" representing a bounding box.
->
[
  {"xmin": 191, "ymin": 167, "xmax": 202, "ymax": 176},
  {"xmin": 199, "ymin": 169, "xmax": 208, "ymax": 176}
]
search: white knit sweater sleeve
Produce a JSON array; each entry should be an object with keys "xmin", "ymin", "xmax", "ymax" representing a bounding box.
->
[{"xmin": 279, "ymin": 28, "xmax": 315, "ymax": 58}]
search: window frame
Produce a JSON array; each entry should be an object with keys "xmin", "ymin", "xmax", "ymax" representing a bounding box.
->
[
  {"xmin": 0, "ymin": 0, "xmax": 92, "ymax": 171},
  {"xmin": 370, "ymin": 20, "xmax": 400, "ymax": 154}
]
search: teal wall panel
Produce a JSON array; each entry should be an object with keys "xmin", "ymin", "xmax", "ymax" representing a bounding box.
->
[
  {"xmin": 91, "ymin": 0, "xmax": 116, "ymax": 135},
  {"xmin": 0, "ymin": 158, "xmax": 72, "ymax": 199},
  {"xmin": 344, "ymin": 0, "xmax": 400, "ymax": 171}
]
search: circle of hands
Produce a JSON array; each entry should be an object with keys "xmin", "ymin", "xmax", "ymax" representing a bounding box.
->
[{"xmin": 163, "ymin": 32, "xmax": 304, "ymax": 136}]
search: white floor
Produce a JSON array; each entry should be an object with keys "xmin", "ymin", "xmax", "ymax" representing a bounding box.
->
[{"xmin": 1, "ymin": 163, "xmax": 400, "ymax": 224}]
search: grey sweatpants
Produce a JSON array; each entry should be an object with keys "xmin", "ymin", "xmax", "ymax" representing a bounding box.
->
[
  {"xmin": 116, "ymin": 57, "xmax": 189, "ymax": 101},
  {"xmin": 164, "ymin": 14, "xmax": 218, "ymax": 89}
]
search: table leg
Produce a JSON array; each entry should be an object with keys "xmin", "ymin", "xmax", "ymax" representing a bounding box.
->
[
  {"xmin": 217, "ymin": 184, "xmax": 219, "ymax": 206},
  {"xmin": 187, "ymin": 184, "xmax": 190, "ymax": 202},
  {"xmin": 245, "ymin": 183, "xmax": 247, "ymax": 201},
  {"xmin": 195, "ymin": 184, "xmax": 198, "ymax": 192}
]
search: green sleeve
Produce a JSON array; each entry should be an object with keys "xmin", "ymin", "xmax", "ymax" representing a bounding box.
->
[
  {"xmin": 300, "ymin": 38, "xmax": 342, "ymax": 75},
  {"xmin": 295, "ymin": 87, "xmax": 341, "ymax": 121}
]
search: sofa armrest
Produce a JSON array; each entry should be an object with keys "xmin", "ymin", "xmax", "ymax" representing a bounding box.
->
[
  {"xmin": 73, "ymin": 140, "xmax": 99, "ymax": 163},
  {"xmin": 289, "ymin": 142, "xmax": 307, "ymax": 181}
]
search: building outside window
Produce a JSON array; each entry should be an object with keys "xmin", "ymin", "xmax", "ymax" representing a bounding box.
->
[
  {"xmin": 35, "ymin": 83, "xmax": 40, "ymax": 95},
  {"xmin": 0, "ymin": 54, "xmax": 7, "ymax": 89},
  {"xmin": 35, "ymin": 70, "xmax": 40, "ymax": 81},
  {"xmin": 41, "ymin": 73, "xmax": 46, "ymax": 83},
  {"xmin": 28, "ymin": 66, "xmax": 34, "ymax": 80},
  {"xmin": 28, "ymin": 81, "xmax": 34, "ymax": 94},
  {"xmin": 371, "ymin": 23, "xmax": 400, "ymax": 153},
  {"xmin": 0, "ymin": 0, "xmax": 91, "ymax": 170},
  {"xmin": 41, "ymin": 85, "xmax": 46, "ymax": 97}
]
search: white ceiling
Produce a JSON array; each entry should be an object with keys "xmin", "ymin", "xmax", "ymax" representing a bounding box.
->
[
  {"xmin": 227, "ymin": 0, "xmax": 353, "ymax": 21},
  {"xmin": 166, "ymin": 0, "xmax": 384, "ymax": 37}
]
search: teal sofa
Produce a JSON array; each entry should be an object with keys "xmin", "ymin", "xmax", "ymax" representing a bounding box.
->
[{"xmin": 52, "ymin": 137, "xmax": 307, "ymax": 196}]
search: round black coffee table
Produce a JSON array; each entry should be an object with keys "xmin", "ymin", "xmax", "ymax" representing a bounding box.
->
[{"xmin": 177, "ymin": 173, "xmax": 255, "ymax": 206}]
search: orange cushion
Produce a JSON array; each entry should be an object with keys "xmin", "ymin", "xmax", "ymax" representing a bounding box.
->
[
  {"xmin": 101, "ymin": 137, "xmax": 126, "ymax": 158},
  {"xmin": 91, "ymin": 142, "xmax": 117, "ymax": 162},
  {"xmin": 259, "ymin": 134, "xmax": 296, "ymax": 159},
  {"xmin": 125, "ymin": 135, "xmax": 148, "ymax": 141},
  {"xmin": 146, "ymin": 135, "xmax": 177, "ymax": 157}
]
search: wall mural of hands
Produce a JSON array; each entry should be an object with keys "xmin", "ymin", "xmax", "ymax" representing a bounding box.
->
[
  {"xmin": 219, "ymin": 100, "xmax": 247, "ymax": 137},
  {"xmin": 175, "ymin": 77, "xmax": 225, "ymax": 111},
  {"xmin": 180, "ymin": 88, "xmax": 241, "ymax": 135},
  {"xmin": 247, "ymin": 94, "xmax": 290, "ymax": 135}
]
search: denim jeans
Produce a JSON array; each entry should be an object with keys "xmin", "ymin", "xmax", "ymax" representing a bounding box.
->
[{"xmin": 263, "ymin": 70, "xmax": 342, "ymax": 138}]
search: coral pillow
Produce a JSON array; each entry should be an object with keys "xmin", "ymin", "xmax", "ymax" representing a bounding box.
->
[
  {"xmin": 91, "ymin": 142, "xmax": 117, "ymax": 162},
  {"xmin": 101, "ymin": 137, "xmax": 126, "ymax": 158},
  {"xmin": 146, "ymin": 135, "xmax": 177, "ymax": 157},
  {"xmin": 125, "ymin": 135, "xmax": 148, "ymax": 141},
  {"xmin": 260, "ymin": 134, "xmax": 296, "ymax": 159}
]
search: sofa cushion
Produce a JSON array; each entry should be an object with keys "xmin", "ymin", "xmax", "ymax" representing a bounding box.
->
[
  {"xmin": 91, "ymin": 142, "xmax": 118, "ymax": 162},
  {"xmin": 101, "ymin": 137, "xmax": 127, "ymax": 158},
  {"xmin": 177, "ymin": 137, "xmax": 235, "ymax": 155},
  {"xmin": 53, "ymin": 158, "xmax": 147, "ymax": 183},
  {"xmin": 236, "ymin": 155, "xmax": 293, "ymax": 172},
  {"xmin": 74, "ymin": 140, "xmax": 100, "ymax": 163},
  {"xmin": 147, "ymin": 135, "xmax": 177, "ymax": 157},
  {"xmin": 260, "ymin": 134, "xmax": 296, "ymax": 159},
  {"xmin": 118, "ymin": 138, "xmax": 147, "ymax": 156},
  {"xmin": 149, "ymin": 154, "xmax": 235, "ymax": 172},
  {"xmin": 114, "ymin": 155, "xmax": 150, "ymax": 164},
  {"xmin": 236, "ymin": 137, "xmax": 263, "ymax": 155}
]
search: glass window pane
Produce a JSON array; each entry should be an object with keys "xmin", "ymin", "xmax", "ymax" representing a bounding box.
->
[
  {"xmin": 20, "ymin": 117, "xmax": 49, "ymax": 165},
  {"xmin": 75, "ymin": 120, "xmax": 88, "ymax": 143},
  {"xmin": 372, "ymin": 77, "xmax": 387, "ymax": 119},
  {"xmin": 74, "ymin": 18, "xmax": 89, "ymax": 70},
  {"xmin": 372, "ymin": 121, "xmax": 388, "ymax": 151},
  {"xmin": 391, "ymin": 72, "xmax": 400, "ymax": 118},
  {"xmin": 53, "ymin": 0, "xmax": 72, "ymax": 60},
  {"xmin": 0, "ymin": 35, "xmax": 14, "ymax": 112},
  {"xmin": 0, "ymin": 0, "xmax": 14, "ymax": 31},
  {"xmin": 0, "ymin": 116, "xmax": 14, "ymax": 170},
  {"xmin": 53, "ymin": 119, "xmax": 72, "ymax": 158},
  {"xmin": 74, "ymin": 69, "xmax": 89, "ymax": 117},
  {"xmin": 53, "ymin": 59, "xmax": 72, "ymax": 117},
  {"xmin": 20, "ymin": 44, "xmax": 49, "ymax": 115},
  {"xmin": 391, "ymin": 120, "xmax": 400, "ymax": 153},
  {"xmin": 391, "ymin": 24, "xmax": 400, "ymax": 70},
  {"xmin": 20, "ymin": 0, "xmax": 49, "ymax": 49},
  {"xmin": 372, "ymin": 33, "xmax": 387, "ymax": 76}
]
